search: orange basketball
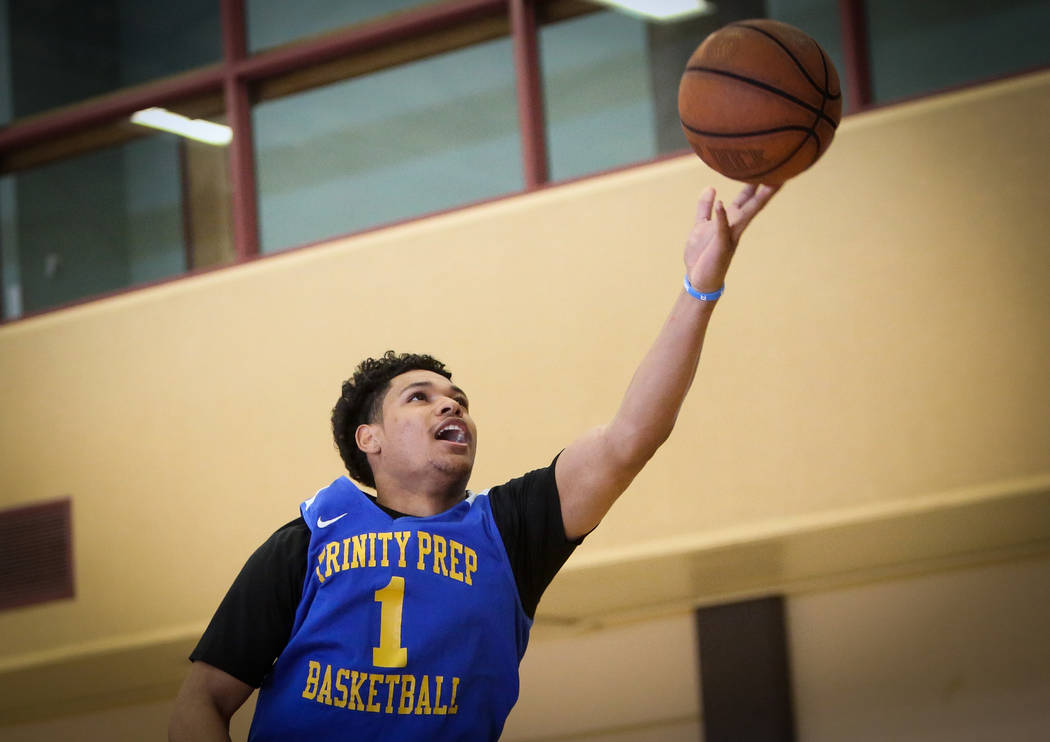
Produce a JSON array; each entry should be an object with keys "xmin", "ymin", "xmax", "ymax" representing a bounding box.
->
[{"xmin": 678, "ymin": 19, "xmax": 841, "ymax": 185}]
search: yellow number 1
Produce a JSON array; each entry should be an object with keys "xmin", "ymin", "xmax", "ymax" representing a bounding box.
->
[{"xmin": 373, "ymin": 576, "xmax": 408, "ymax": 668}]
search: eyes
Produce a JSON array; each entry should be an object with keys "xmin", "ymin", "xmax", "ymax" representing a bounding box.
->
[{"xmin": 406, "ymin": 390, "xmax": 469, "ymax": 410}]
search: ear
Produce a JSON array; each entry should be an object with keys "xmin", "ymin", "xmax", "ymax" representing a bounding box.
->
[{"xmin": 355, "ymin": 423, "xmax": 381, "ymax": 454}]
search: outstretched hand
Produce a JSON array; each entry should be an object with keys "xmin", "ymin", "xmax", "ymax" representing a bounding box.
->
[{"xmin": 683, "ymin": 183, "xmax": 780, "ymax": 296}]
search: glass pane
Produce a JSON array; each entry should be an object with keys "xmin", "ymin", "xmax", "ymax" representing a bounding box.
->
[
  {"xmin": 0, "ymin": 0, "xmax": 221, "ymax": 125},
  {"xmin": 0, "ymin": 131, "xmax": 232, "ymax": 320},
  {"xmin": 253, "ymin": 36, "xmax": 523, "ymax": 254},
  {"xmin": 247, "ymin": 0, "xmax": 434, "ymax": 53},
  {"xmin": 867, "ymin": 0, "xmax": 1050, "ymax": 104},
  {"xmin": 540, "ymin": 11, "xmax": 660, "ymax": 183}
]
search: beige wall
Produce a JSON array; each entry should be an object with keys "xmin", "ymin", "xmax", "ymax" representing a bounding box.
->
[
  {"xmin": 1, "ymin": 69, "xmax": 1049, "ymax": 733},
  {"xmin": 789, "ymin": 553, "xmax": 1050, "ymax": 742}
]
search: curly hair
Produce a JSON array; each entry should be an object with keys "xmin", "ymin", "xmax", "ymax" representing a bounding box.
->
[{"xmin": 332, "ymin": 351, "xmax": 452, "ymax": 487}]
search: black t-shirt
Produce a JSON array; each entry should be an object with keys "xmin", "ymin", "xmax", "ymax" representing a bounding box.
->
[{"xmin": 191, "ymin": 460, "xmax": 578, "ymax": 688}]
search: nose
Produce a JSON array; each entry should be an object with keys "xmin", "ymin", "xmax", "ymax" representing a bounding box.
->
[{"xmin": 438, "ymin": 397, "xmax": 463, "ymax": 417}]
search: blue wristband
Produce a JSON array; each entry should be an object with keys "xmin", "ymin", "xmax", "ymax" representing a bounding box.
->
[{"xmin": 683, "ymin": 274, "xmax": 724, "ymax": 302}]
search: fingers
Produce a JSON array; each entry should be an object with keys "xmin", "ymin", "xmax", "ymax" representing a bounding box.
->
[
  {"xmin": 695, "ymin": 182, "xmax": 780, "ymax": 245},
  {"xmin": 714, "ymin": 199, "xmax": 731, "ymax": 242},
  {"xmin": 695, "ymin": 186, "xmax": 716, "ymax": 224},
  {"xmin": 729, "ymin": 183, "xmax": 781, "ymax": 241},
  {"xmin": 710, "ymin": 200, "xmax": 735, "ymax": 279},
  {"xmin": 731, "ymin": 183, "xmax": 758, "ymax": 210},
  {"xmin": 753, "ymin": 183, "xmax": 780, "ymax": 207},
  {"xmin": 733, "ymin": 183, "xmax": 778, "ymax": 214}
]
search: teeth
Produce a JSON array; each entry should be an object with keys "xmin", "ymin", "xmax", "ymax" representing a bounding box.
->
[{"xmin": 437, "ymin": 422, "xmax": 467, "ymax": 442}]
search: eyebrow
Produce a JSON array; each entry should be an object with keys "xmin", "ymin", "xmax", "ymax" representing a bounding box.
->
[{"xmin": 401, "ymin": 380, "xmax": 468, "ymax": 401}]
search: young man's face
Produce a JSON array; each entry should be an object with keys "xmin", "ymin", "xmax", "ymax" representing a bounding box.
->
[{"xmin": 362, "ymin": 369, "xmax": 477, "ymax": 489}]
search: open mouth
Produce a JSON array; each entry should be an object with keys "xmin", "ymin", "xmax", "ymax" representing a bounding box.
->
[{"xmin": 435, "ymin": 420, "xmax": 470, "ymax": 445}]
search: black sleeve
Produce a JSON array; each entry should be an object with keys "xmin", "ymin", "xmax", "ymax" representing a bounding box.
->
[
  {"xmin": 488, "ymin": 455, "xmax": 584, "ymax": 620},
  {"xmin": 189, "ymin": 517, "xmax": 310, "ymax": 687}
]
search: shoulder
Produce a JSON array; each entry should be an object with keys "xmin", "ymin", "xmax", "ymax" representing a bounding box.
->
[
  {"xmin": 481, "ymin": 455, "xmax": 561, "ymax": 537},
  {"xmin": 259, "ymin": 517, "xmax": 310, "ymax": 558},
  {"xmin": 485, "ymin": 454, "xmax": 560, "ymax": 503},
  {"xmin": 237, "ymin": 517, "xmax": 310, "ymax": 586}
]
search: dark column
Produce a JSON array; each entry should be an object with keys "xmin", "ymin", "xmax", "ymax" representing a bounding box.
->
[
  {"xmin": 838, "ymin": 0, "xmax": 873, "ymax": 111},
  {"xmin": 696, "ymin": 596, "xmax": 797, "ymax": 742}
]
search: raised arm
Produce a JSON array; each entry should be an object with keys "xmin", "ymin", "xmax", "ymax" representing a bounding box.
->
[{"xmin": 555, "ymin": 183, "xmax": 779, "ymax": 540}]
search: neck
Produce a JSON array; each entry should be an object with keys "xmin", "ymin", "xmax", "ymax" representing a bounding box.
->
[{"xmin": 372, "ymin": 474, "xmax": 468, "ymax": 518}]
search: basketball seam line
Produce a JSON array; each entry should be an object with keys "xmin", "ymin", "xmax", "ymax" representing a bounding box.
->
[
  {"xmin": 730, "ymin": 21, "xmax": 842, "ymax": 102},
  {"xmin": 819, "ymin": 44, "xmax": 831, "ymax": 104},
  {"xmin": 787, "ymin": 68, "xmax": 829, "ymax": 178},
  {"xmin": 812, "ymin": 46, "xmax": 832, "ymax": 167},
  {"xmin": 680, "ymin": 122, "xmax": 813, "ymax": 137},
  {"xmin": 684, "ymin": 66, "xmax": 839, "ymax": 129}
]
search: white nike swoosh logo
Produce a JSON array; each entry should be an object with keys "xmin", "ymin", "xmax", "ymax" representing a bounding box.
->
[{"xmin": 317, "ymin": 513, "xmax": 348, "ymax": 528}]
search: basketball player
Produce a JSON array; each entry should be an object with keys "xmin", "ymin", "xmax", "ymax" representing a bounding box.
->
[{"xmin": 169, "ymin": 183, "xmax": 778, "ymax": 741}]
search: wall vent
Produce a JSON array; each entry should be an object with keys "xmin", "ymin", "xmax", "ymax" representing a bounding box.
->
[{"xmin": 0, "ymin": 498, "xmax": 74, "ymax": 611}]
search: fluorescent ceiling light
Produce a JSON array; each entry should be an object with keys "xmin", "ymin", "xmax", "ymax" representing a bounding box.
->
[
  {"xmin": 592, "ymin": 0, "xmax": 717, "ymax": 22},
  {"xmin": 130, "ymin": 107, "xmax": 232, "ymax": 145}
]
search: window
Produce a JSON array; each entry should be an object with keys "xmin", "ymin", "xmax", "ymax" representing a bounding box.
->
[
  {"xmin": 866, "ymin": 0, "xmax": 1050, "ymax": 104},
  {"xmin": 0, "ymin": 0, "xmax": 1045, "ymax": 320},
  {"xmin": 247, "ymin": 0, "xmax": 432, "ymax": 52},
  {"xmin": 541, "ymin": 10, "xmax": 660, "ymax": 181},
  {"xmin": 0, "ymin": 0, "xmax": 221, "ymax": 126},
  {"xmin": 254, "ymin": 36, "xmax": 522, "ymax": 253},
  {"xmin": 1, "ymin": 129, "xmax": 231, "ymax": 318}
]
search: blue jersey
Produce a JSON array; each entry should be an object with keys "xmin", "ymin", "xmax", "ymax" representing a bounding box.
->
[{"xmin": 248, "ymin": 476, "xmax": 532, "ymax": 741}]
